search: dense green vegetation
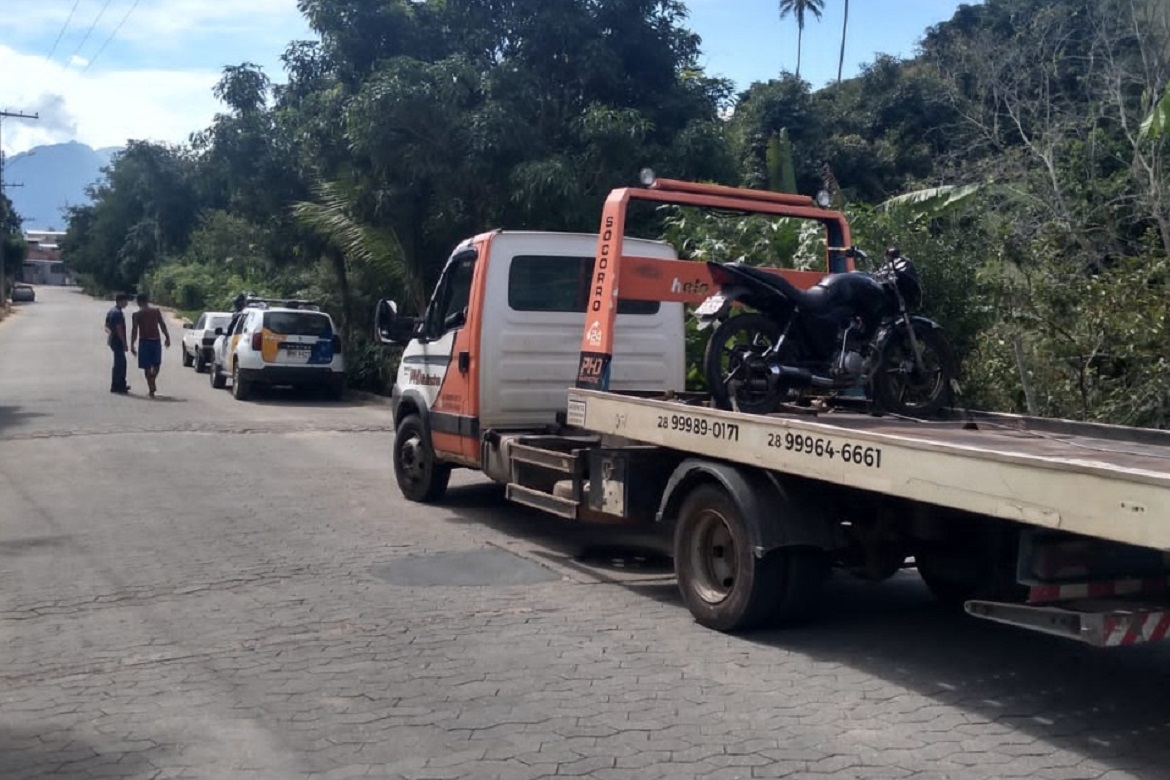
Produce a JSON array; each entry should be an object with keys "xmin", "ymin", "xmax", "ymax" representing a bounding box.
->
[
  {"xmin": 55, "ymin": 0, "xmax": 1170, "ymax": 426},
  {"xmin": 1, "ymin": 192, "xmax": 28, "ymax": 300}
]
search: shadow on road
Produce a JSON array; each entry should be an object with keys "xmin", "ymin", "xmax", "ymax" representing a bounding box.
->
[
  {"xmin": 228, "ymin": 384, "xmax": 373, "ymax": 410},
  {"xmin": 435, "ymin": 480, "xmax": 1170, "ymax": 779},
  {"xmin": 0, "ymin": 406, "xmax": 47, "ymax": 436},
  {"xmin": 118, "ymin": 393, "xmax": 187, "ymax": 403},
  {"xmin": 440, "ymin": 481, "xmax": 671, "ymax": 562},
  {"xmin": 0, "ymin": 726, "xmax": 169, "ymax": 779},
  {"xmin": 755, "ymin": 575, "xmax": 1170, "ymax": 778}
]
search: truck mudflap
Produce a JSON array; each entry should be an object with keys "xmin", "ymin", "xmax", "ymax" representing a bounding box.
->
[{"xmin": 965, "ymin": 598, "xmax": 1170, "ymax": 647}]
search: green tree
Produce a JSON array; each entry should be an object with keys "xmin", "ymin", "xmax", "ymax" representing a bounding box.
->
[
  {"xmin": 778, "ymin": 0, "xmax": 825, "ymax": 80},
  {"xmin": 61, "ymin": 141, "xmax": 198, "ymax": 293},
  {"xmin": 1, "ymin": 192, "xmax": 27, "ymax": 298}
]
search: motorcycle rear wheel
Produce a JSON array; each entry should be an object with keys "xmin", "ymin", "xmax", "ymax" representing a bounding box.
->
[
  {"xmin": 704, "ymin": 313, "xmax": 787, "ymax": 414},
  {"xmin": 870, "ymin": 322, "xmax": 955, "ymax": 418}
]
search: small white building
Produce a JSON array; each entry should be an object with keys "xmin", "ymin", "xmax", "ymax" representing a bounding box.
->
[{"xmin": 21, "ymin": 230, "xmax": 73, "ymax": 285}]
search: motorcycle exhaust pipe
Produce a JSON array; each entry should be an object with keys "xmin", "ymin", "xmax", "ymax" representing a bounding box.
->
[{"xmin": 770, "ymin": 365, "xmax": 837, "ymax": 388}]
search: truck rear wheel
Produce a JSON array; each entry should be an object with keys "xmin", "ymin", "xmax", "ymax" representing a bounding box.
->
[
  {"xmin": 394, "ymin": 415, "xmax": 451, "ymax": 503},
  {"xmin": 674, "ymin": 483, "xmax": 826, "ymax": 632}
]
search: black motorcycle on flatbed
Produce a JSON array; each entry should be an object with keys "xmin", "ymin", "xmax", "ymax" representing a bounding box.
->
[{"xmin": 695, "ymin": 246, "xmax": 957, "ymax": 417}]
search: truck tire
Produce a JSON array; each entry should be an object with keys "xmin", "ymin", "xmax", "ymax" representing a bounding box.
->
[
  {"xmin": 674, "ymin": 483, "xmax": 826, "ymax": 632},
  {"xmin": 182, "ymin": 347, "xmax": 194, "ymax": 367},
  {"xmin": 394, "ymin": 415, "xmax": 451, "ymax": 503},
  {"xmin": 210, "ymin": 361, "xmax": 227, "ymax": 389}
]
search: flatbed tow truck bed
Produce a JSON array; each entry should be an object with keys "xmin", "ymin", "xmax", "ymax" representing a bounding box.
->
[
  {"xmin": 523, "ymin": 388, "xmax": 1170, "ymax": 646},
  {"xmin": 566, "ymin": 389, "xmax": 1170, "ymax": 552}
]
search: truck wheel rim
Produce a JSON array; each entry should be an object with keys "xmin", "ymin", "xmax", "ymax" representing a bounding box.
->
[
  {"xmin": 398, "ymin": 435, "xmax": 426, "ymax": 483},
  {"xmin": 689, "ymin": 510, "xmax": 737, "ymax": 604}
]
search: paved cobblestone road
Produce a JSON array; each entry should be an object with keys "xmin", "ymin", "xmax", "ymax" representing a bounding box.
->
[{"xmin": 3, "ymin": 287, "xmax": 1170, "ymax": 780}]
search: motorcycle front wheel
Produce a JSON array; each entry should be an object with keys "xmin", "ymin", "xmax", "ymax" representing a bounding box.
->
[
  {"xmin": 703, "ymin": 312, "xmax": 786, "ymax": 414},
  {"xmin": 870, "ymin": 321, "xmax": 956, "ymax": 418}
]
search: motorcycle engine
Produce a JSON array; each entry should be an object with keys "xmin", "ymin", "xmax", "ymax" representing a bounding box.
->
[
  {"xmin": 831, "ymin": 317, "xmax": 869, "ymax": 377},
  {"xmin": 841, "ymin": 350, "xmax": 866, "ymax": 376}
]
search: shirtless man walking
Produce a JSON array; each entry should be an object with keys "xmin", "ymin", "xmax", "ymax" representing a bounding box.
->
[{"xmin": 130, "ymin": 292, "xmax": 171, "ymax": 398}]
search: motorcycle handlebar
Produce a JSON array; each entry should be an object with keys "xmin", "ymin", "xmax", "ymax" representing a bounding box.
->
[{"xmin": 828, "ymin": 246, "xmax": 870, "ymax": 263}]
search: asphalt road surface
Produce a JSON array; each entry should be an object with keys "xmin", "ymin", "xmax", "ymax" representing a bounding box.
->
[{"xmin": 2, "ymin": 285, "xmax": 1170, "ymax": 780}]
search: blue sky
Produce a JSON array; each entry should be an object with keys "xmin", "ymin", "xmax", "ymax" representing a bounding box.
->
[{"xmin": 0, "ymin": 0, "xmax": 981, "ymax": 155}]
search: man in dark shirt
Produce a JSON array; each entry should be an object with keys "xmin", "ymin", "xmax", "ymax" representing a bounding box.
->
[
  {"xmin": 104, "ymin": 293, "xmax": 131, "ymax": 393},
  {"xmin": 130, "ymin": 292, "xmax": 171, "ymax": 398}
]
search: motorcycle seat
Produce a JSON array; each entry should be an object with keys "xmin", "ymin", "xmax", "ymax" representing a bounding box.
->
[{"xmin": 729, "ymin": 263, "xmax": 830, "ymax": 311}]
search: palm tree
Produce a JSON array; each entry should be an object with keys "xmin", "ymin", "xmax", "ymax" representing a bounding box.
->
[
  {"xmin": 778, "ymin": 0, "xmax": 826, "ymax": 80},
  {"xmin": 292, "ymin": 179, "xmax": 427, "ymax": 337},
  {"xmin": 837, "ymin": 0, "xmax": 849, "ymax": 83}
]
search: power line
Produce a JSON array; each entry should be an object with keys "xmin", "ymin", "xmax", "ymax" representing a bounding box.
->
[
  {"xmin": 46, "ymin": 0, "xmax": 83, "ymax": 63},
  {"xmin": 0, "ymin": 110, "xmax": 39, "ymax": 193},
  {"xmin": 83, "ymin": 0, "xmax": 145, "ymax": 73},
  {"xmin": 66, "ymin": 0, "xmax": 115, "ymax": 68}
]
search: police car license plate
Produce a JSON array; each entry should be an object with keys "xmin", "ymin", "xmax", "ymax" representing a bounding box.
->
[{"xmin": 283, "ymin": 344, "xmax": 312, "ymax": 362}]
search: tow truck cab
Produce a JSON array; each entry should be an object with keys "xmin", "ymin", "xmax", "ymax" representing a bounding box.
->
[{"xmin": 375, "ymin": 230, "xmax": 686, "ymax": 496}]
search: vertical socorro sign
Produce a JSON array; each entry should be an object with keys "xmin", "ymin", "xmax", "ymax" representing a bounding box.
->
[{"xmin": 576, "ymin": 202, "xmax": 626, "ymax": 390}]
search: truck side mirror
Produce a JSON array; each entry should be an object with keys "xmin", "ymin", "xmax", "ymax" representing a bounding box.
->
[
  {"xmin": 214, "ymin": 327, "xmax": 224, "ymax": 336},
  {"xmin": 374, "ymin": 298, "xmax": 415, "ymax": 345},
  {"xmin": 443, "ymin": 307, "xmax": 467, "ymax": 331}
]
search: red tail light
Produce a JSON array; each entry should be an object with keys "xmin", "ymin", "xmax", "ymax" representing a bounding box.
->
[{"xmin": 251, "ymin": 331, "xmax": 263, "ymax": 350}]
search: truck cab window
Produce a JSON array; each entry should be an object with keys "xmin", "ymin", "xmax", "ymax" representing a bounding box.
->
[
  {"xmin": 425, "ymin": 254, "xmax": 475, "ymax": 338},
  {"xmin": 508, "ymin": 255, "xmax": 659, "ymax": 315}
]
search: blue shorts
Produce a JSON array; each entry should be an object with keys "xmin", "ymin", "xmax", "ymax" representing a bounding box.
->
[{"xmin": 137, "ymin": 339, "xmax": 162, "ymax": 369}]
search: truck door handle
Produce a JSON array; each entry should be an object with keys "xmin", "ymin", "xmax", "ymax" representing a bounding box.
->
[{"xmin": 458, "ymin": 351, "xmax": 470, "ymax": 373}]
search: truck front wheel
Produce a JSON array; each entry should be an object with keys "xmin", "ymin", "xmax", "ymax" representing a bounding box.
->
[
  {"xmin": 674, "ymin": 483, "xmax": 826, "ymax": 632},
  {"xmin": 394, "ymin": 415, "xmax": 451, "ymax": 503}
]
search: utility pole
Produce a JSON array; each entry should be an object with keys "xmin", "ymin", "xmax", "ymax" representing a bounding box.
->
[{"xmin": 0, "ymin": 109, "xmax": 39, "ymax": 306}]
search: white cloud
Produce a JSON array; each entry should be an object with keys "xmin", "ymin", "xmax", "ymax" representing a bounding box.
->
[
  {"xmin": 0, "ymin": 44, "xmax": 221, "ymax": 154},
  {"xmin": 0, "ymin": 1, "xmax": 314, "ymax": 155}
]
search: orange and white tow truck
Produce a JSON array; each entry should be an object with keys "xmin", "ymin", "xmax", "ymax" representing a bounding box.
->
[{"xmin": 374, "ymin": 173, "xmax": 1170, "ymax": 645}]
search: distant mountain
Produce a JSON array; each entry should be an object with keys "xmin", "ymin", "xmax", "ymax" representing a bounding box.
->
[{"xmin": 5, "ymin": 142, "xmax": 121, "ymax": 231}]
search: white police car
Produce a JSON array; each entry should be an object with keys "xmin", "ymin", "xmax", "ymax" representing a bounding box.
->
[{"xmin": 208, "ymin": 298, "xmax": 346, "ymax": 401}]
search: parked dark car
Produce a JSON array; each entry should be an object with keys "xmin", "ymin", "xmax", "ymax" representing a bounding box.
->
[{"xmin": 11, "ymin": 284, "xmax": 35, "ymax": 303}]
